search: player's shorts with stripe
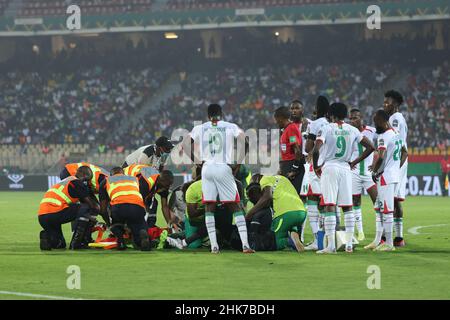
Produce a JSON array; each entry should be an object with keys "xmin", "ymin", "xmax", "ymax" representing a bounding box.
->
[
  {"xmin": 395, "ymin": 160, "xmax": 408, "ymax": 201},
  {"xmin": 299, "ymin": 164, "xmax": 310, "ymax": 197},
  {"xmin": 308, "ymin": 169, "xmax": 321, "ymax": 196},
  {"xmin": 351, "ymin": 172, "xmax": 376, "ymax": 196},
  {"xmin": 375, "ymin": 181, "xmax": 397, "ymax": 213},
  {"xmin": 201, "ymin": 162, "xmax": 240, "ymax": 203},
  {"xmin": 320, "ymin": 164, "xmax": 352, "ymax": 207}
]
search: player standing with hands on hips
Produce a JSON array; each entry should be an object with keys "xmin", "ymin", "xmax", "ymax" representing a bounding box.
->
[{"xmin": 186, "ymin": 104, "xmax": 254, "ymax": 254}]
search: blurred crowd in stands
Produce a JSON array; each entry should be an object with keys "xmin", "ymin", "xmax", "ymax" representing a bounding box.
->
[
  {"xmin": 0, "ymin": 66, "xmax": 168, "ymax": 148},
  {"xmin": 0, "ymin": 31, "xmax": 449, "ymax": 156}
]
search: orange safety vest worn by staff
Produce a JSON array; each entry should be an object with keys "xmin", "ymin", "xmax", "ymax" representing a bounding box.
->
[
  {"xmin": 139, "ymin": 167, "xmax": 160, "ymax": 192},
  {"xmin": 38, "ymin": 176, "xmax": 80, "ymax": 216},
  {"xmin": 65, "ymin": 162, "xmax": 108, "ymax": 193},
  {"xmin": 123, "ymin": 164, "xmax": 151, "ymax": 177},
  {"xmin": 105, "ymin": 174, "xmax": 145, "ymax": 208}
]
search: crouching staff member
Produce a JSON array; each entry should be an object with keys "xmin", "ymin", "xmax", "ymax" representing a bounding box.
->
[
  {"xmin": 38, "ymin": 166, "xmax": 100, "ymax": 250},
  {"xmin": 60, "ymin": 162, "xmax": 108, "ymax": 195},
  {"xmin": 122, "ymin": 136, "xmax": 174, "ymax": 171},
  {"xmin": 138, "ymin": 167, "xmax": 175, "ymax": 227},
  {"xmin": 123, "ymin": 164, "xmax": 150, "ymax": 177},
  {"xmin": 99, "ymin": 167, "xmax": 151, "ymax": 251},
  {"xmin": 246, "ymin": 174, "xmax": 307, "ymax": 252}
]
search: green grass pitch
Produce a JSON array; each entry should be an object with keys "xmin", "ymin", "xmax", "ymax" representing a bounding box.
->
[{"xmin": 0, "ymin": 192, "xmax": 449, "ymax": 300}]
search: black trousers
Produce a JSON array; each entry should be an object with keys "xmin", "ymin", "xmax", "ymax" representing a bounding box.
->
[
  {"xmin": 280, "ymin": 160, "xmax": 305, "ymax": 195},
  {"xmin": 111, "ymin": 204, "xmax": 148, "ymax": 247},
  {"xmin": 145, "ymin": 197, "xmax": 158, "ymax": 228},
  {"xmin": 249, "ymin": 208, "xmax": 273, "ymax": 234},
  {"xmin": 38, "ymin": 204, "xmax": 90, "ymax": 248},
  {"xmin": 186, "ymin": 206, "xmax": 234, "ymax": 245},
  {"xmin": 247, "ymin": 208, "xmax": 277, "ymax": 251}
]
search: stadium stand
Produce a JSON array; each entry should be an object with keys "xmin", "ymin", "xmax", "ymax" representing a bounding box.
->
[
  {"xmin": 18, "ymin": 0, "xmax": 154, "ymax": 17},
  {"xmin": 167, "ymin": 0, "xmax": 375, "ymax": 11},
  {"xmin": 128, "ymin": 63, "xmax": 395, "ymax": 148},
  {"xmin": 404, "ymin": 62, "xmax": 450, "ymax": 151},
  {"xmin": 0, "ymin": 18, "xmax": 448, "ymax": 172},
  {"xmin": 0, "ymin": 0, "xmax": 11, "ymax": 16}
]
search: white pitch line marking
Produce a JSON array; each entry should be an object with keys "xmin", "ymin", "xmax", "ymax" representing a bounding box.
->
[
  {"xmin": 0, "ymin": 290, "xmax": 84, "ymax": 300},
  {"xmin": 407, "ymin": 224, "xmax": 449, "ymax": 235}
]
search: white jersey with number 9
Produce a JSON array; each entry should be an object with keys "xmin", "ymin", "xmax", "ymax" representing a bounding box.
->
[
  {"xmin": 316, "ymin": 122, "xmax": 363, "ymax": 168},
  {"xmin": 190, "ymin": 120, "xmax": 242, "ymax": 165}
]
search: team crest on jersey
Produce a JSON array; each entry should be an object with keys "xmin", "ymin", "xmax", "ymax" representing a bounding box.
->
[{"xmin": 289, "ymin": 136, "xmax": 296, "ymax": 143}]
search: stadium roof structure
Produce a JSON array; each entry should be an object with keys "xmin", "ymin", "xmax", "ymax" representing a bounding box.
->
[{"xmin": 0, "ymin": 0, "xmax": 448, "ymax": 36}]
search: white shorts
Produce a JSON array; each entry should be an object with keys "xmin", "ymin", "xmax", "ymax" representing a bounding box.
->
[
  {"xmin": 201, "ymin": 163, "xmax": 240, "ymax": 203},
  {"xmin": 395, "ymin": 160, "xmax": 408, "ymax": 201},
  {"xmin": 320, "ymin": 165, "xmax": 352, "ymax": 207},
  {"xmin": 375, "ymin": 182, "xmax": 397, "ymax": 214},
  {"xmin": 300, "ymin": 164, "xmax": 310, "ymax": 196},
  {"xmin": 352, "ymin": 172, "xmax": 377, "ymax": 196},
  {"xmin": 309, "ymin": 168, "xmax": 322, "ymax": 196}
]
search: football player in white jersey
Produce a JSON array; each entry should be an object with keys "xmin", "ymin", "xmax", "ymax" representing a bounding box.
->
[
  {"xmin": 365, "ymin": 109, "xmax": 407, "ymax": 251},
  {"xmin": 188, "ymin": 104, "xmax": 254, "ymax": 254},
  {"xmin": 349, "ymin": 108, "xmax": 379, "ymax": 241},
  {"xmin": 303, "ymin": 96, "xmax": 330, "ymax": 251},
  {"xmin": 313, "ymin": 103, "xmax": 375, "ymax": 254},
  {"xmin": 384, "ymin": 90, "xmax": 409, "ymax": 247}
]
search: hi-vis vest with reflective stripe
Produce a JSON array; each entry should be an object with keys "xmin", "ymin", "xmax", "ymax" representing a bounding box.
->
[
  {"xmin": 106, "ymin": 174, "xmax": 145, "ymax": 208},
  {"xmin": 139, "ymin": 167, "xmax": 160, "ymax": 191},
  {"xmin": 65, "ymin": 162, "xmax": 108, "ymax": 193},
  {"xmin": 38, "ymin": 176, "xmax": 79, "ymax": 215},
  {"xmin": 123, "ymin": 164, "xmax": 150, "ymax": 177}
]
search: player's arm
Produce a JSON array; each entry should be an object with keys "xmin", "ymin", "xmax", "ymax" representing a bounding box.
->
[
  {"xmin": 183, "ymin": 126, "xmax": 201, "ymax": 165},
  {"xmin": 312, "ymin": 139, "xmax": 323, "ymax": 176},
  {"xmin": 98, "ymin": 200, "xmax": 111, "ymax": 227},
  {"xmin": 97, "ymin": 181, "xmax": 111, "ymax": 226},
  {"xmin": 186, "ymin": 203, "xmax": 205, "ymax": 219},
  {"xmin": 350, "ymin": 137, "xmax": 375, "ymax": 169},
  {"xmin": 245, "ymin": 187, "xmax": 272, "ymax": 221},
  {"xmin": 305, "ymin": 135, "xmax": 315, "ymax": 154},
  {"xmin": 159, "ymin": 194, "xmax": 174, "ymax": 224},
  {"xmin": 371, "ymin": 148, "xmax": 385, "ymax": 183},
  {"xmin": 70, "ymin": 180, "xmax": 100, "ymax": 214},
  {"xmin": 400, "ymin": 145, "xmax": 408, "ymax": 167},
  {"xmin": 235, "ymin": 130, "xmax": 249, "ymax": 165}
]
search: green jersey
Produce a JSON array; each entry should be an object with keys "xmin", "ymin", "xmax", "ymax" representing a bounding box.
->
[
  {"xmin": 185, "ymin": 180, "xmax": 204, "ymax": 220},
  {"xmin": 260, "ymin": 175, "xmax": 306, "ymax": 218}
]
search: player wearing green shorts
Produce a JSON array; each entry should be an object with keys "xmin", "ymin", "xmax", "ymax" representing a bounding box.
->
[
  {"xmin": 166, "ymin": 179, "xmax": 243, "ymax": 250},
  {"xmin": 246, "ymin": 174, "xmax": 306, "ymax": 252}
]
